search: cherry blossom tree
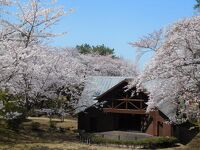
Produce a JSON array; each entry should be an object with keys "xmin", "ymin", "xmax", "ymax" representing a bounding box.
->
[
  {"xmin": 0, "ymin": 0, "xmax": 68, "ymax": 47},
  {"xmin": 0, "ymin": 44, "xmax": 136, "ymax": 118},
  {"xmin": 129, "ymin": 29, "xmax": 164, "ymax": 64},
  {"xmin": 135, "ymin": 16, "xmax": 200, "ymax": 123},
  {"xmin": 80, "ymin": 54, "xmax": 136, "ymax": 77},
  {"xmin": 0, "ymin": 0, "xmax": 11, "ymax": 6},
  {"xmin": 0, "ymin": 0, "xmax": 68, "ymax": 119},
  {"xmin": 0, "ymin": 0, "xmax": 136, "ymax": 121}
]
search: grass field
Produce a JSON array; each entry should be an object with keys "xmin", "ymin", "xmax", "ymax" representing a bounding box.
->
[
  {"xmin": 0, "ymin": 117, "xmax": 199, "ymax": 150},
  {"xmin": 28, "ymin": 117, "xmax": 77, "ymax": 130},
  {"xmin": 0, "ymin": 117, "xmax": 134, "ymax": 150},
  {"xmin": 0, "ymin": 142, "xmax": 141, "ymax": 150}
]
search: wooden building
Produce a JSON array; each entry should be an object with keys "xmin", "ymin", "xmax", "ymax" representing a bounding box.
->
[{"xmin": 76, "ymin": 76, "xmax": 175, "ymax": 136}]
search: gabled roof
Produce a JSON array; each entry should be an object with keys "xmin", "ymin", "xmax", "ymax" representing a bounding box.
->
[
  {"xmin": 76, "ymin": 76, "xmax": 131, "ymax": 113},
  {"xmin": 157, "ymin": 100, "xmax": 177, "ymax": 122},
  {"xmin": 76, "ymin": 76, "xmax": 177, "ymax": 123},
  {"xmin": 142, "ymin": 79, "xmax": 177, "ymax": 122}
]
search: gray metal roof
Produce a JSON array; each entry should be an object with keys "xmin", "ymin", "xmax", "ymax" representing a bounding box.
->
[
  {"xmin": 76, "ymin": 76, "xmax": 128, "ymax": 113},
  {"xmin": 76, "ymin": 76, "xmax": 177, "ymax": 123},
  {"xmin": 157, "ymin": 99, "xmax": 177, "ymax": 121},
  {"xmin": 142, "ymin": 79, "xmax": 177, "ymax": 122}
]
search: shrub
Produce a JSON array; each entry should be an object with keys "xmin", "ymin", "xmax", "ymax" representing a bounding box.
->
[
  {"xmin": 49, "ymin": 121, "xmax": 57, "ymax": 131},
  {"xmin": 140, "ymin": 136, "xmax": 179, "ymax": 148},
  {"xmin": 78, "ymin": 130, "xmax": 94, "ymax": 139},
  {"xmin": 6, "ymin": 117, "xmax": 25, "ymax": 131},
  {"xmin": 31, "ymin": 122, "xmax": 41, "ymax": 131},
  {"xmin": 58, "ymin": 127, "xmax": 66, "ymax": 133}
]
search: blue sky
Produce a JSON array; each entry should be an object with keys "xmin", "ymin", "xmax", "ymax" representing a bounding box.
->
[{"xmin": 51, "ymin": 0, "xmax": 196, "ymax": 68}]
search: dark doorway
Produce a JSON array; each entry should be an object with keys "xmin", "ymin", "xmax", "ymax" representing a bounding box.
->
[
  {"xmin": 90, "ymin": 117, "xmax": 97, "ymax": 131},
  {"xmin": 158, "ymin": 122, "xmax": 163, "ymax": 136},
  {"xmin": 118, "ymin": 114, "xmax": 142, "ymax": 131}
]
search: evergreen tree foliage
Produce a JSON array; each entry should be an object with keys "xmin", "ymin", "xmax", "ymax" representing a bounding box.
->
[{"xmin": 76, "ymin": 44, "xmax": 115, "ymax": 56}]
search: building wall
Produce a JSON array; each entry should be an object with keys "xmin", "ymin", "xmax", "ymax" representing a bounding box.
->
[
  {"xmin": 78, "ymin": 110, "xmax": 145, "ymax": 132},
  {"xmin": 78, "ymin": 109, "xmax": 173, "ymax": 136},
  {"xmin": 78, "ymin": 109, "xmax": 117, "ymax": 132},
  {"xmin": 145, "ymin": 120, "xmax": 154, "ymax": 135},
  {"xmin": 146, "ymin": 110, "xmax": 173, "ymax": 136}
]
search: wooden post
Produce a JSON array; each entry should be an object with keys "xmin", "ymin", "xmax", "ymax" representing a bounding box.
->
[{"xmin": 112, "ymin": 100, "xmax": 114, "ymax": 108}]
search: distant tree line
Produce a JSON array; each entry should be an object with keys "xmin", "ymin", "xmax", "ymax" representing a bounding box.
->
[{"xmin": 76, "ymin": 44, "xmax": 115, "ymax": 57}]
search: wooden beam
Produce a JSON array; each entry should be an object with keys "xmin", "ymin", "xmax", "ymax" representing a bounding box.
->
[
  {"xmin": 106, "ymin": 105, "xmax": 111, "ymax": 108},
  {"xmin": 128, "ymin": 101, "xmax": 140, "ymax": 109},
  {"xmin": 112, "ymin": 99, "xmax": 145, "ymax": 102},
  {"xmin": 103, "ymin": 108, "xmax": 147, "ymax": 114},
  {"xmin": 114, "ymin": 101, "xmax": 125, "ymax": 108},
  {"xmin": 112, "ymin": 100, "xmax": 114, "ymax": 108}
]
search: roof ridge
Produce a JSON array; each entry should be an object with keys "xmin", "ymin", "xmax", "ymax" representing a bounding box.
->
[{"xmin": 87, "ymin": 75, "xmax": 134, "ymax": 78}]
